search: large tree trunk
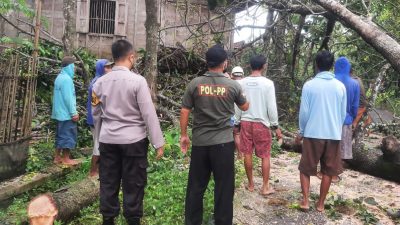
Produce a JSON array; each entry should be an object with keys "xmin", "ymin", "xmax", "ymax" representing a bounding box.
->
[
  {"xmin": 144, "ymin": 0, "xmax": 160, "ymax": 100},
  {"xmin": 27, "ymin": 177, "xmax": 99, "ymax": 224},
  {"xmin": 348, "ymin": 140, "xmax": 400, "ymax": 183},
  {"xmin": 0, "ymin": 162, "xmax": 82, "ymax": 202},
  {"xmin": 281, "ymin": 136, "xmax": 400, "ymax": 183},
  {"xmin": 262, "ymin": 8, "xmax": 275, "ymax": 69},
  {"xmin": 62, "ymin": 0, "xmax": 76, "ymax": 55},
  {"xmin": 312, "ymin": 0, "xmax": 400, "ymax": 73}
]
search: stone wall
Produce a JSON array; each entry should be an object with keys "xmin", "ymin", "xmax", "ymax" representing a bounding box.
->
[{"xmin": 0, "ymin": 139, "xmax": 29, "ymax": 181}]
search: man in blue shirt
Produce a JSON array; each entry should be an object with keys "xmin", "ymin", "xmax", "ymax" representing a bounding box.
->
[
  {"xmin": 334, "ymin": 57, "xmax": 360, "ymax": 160},
  {"xmin": 87, "ymin": 59, "xmax": 113, "ymax": 177},
  {"xmin": 51, "ymin": 56, "xmax": 79, "ymax": 165},
  {"xmin": 296, "ymin": 51, "xmax": 347, "ymax": 212}
]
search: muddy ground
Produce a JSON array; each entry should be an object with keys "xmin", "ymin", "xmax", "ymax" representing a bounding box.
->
[{"xmin": 233, "ymin": 137, "xmax": 400, "ymax": 225}]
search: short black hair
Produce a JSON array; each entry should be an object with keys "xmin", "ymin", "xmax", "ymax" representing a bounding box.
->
[
  {"xmin": 250, "ymin": 55, "xmax": 266, "ymax": 70},
  {"xmin": 206, "ymin": 44, "xmax": 228, "ymax": 68},
  {"xmin": 315, "ymin": 51, "xmax": 334, "ymax": 71},
  {"xmin": 111, "ymin": 40, "xmax": 134, "ymax": 61}
]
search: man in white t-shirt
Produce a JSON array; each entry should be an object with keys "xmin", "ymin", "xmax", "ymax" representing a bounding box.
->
[{"xmin": 239, "ymin": 55, "xmax": 282, "ymax": 195}]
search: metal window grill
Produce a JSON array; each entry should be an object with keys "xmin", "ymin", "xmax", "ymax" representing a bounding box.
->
[{"xmin": 89, "ymin": 0, "xmax": 116, "ymax": 34}]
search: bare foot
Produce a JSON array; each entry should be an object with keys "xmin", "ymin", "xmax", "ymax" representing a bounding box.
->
[
  {"xmin": 331, "ymin": 175, "xmax": 341, "ymax": 183},
  {"xmin": 245, "ymin": 184, "xmax": 255, "ymax": 192},
  {"xmin": 315, "ymin": 202, "xmax": 325, "ymax": 213},
  {"xmin": 299, "ymin": 200, "xmax": 310, "ymax": 212},
  {"xmin": 53, "ymin": 156, "xmax": 62, "ymax": 164},
  {"xmin": 260, "ymin": 186, "xmax": 275, "ymax": 196},
  {"xmin": 88, "ymin": 170, "xmax": 99, "ymax": 177},
  {"xmin": 62, "ymin": 158, "xmax": 79, "ymax": 166}
]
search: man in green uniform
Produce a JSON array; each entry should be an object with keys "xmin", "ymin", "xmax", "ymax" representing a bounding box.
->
[{"xmin": 180, "ymin": 44, "xmax": 249, "ymax": 225}]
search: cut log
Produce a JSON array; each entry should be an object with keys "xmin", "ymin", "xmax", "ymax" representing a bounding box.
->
[
  {"xmin": 27, "ymin": 176, "xmax": 99, "ymax": 224},
  {"xmin": 381, "ymin": 136, "xmax": 400, "ymax": 162},
  {"xmin": 280, "ymin": 135, "xmax": 400, "ymax": 183},
  {"xmin": 348, "ymin": 144, "xmax": 400, "ymax": 183},
  {"xmin": 0, "ymin": 160, "xmax": 83, "ymax": 202}
]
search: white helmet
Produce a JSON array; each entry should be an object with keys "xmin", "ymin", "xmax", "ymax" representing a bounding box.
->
[{"xmin": 231, "ymin": 66, "xmax": 244, "ymax": 76}]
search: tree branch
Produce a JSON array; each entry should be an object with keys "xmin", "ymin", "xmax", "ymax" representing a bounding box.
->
[{"xmin": 0, "ymin": 14, "xmax": 62, "ymax": 47}]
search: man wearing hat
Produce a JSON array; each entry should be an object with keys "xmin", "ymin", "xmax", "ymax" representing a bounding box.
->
[
  {"xmin": 51, "ymin": 56, "xmax": 79, "ymax": 165},
  {"xmin": 180, "ymin": 44, "xmax": 249, "ymax": 225}
]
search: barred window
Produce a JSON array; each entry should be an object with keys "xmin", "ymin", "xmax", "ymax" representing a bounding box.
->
[{"xmin": 89, "ymin": 0, "xmax": 116, "ymax": 34}]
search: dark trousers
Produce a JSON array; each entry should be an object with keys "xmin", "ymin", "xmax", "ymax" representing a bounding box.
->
[
  {"xmin": 185, "ymin": 142, "xmax": 235, "ymax": 225},
  {"xmin": 99, "ymin": 138, "xmax": 149, "ymax": 219}
]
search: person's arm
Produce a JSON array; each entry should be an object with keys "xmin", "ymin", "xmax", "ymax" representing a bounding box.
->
[
  {"xmin": 180, "ymin": 108, "xmax": 191, "ymax": 154},
  {"xmin": 234, "ymin": 83, "xmax": 249, "ymax": 111},
  {"xmin": 180, "ymin": 81, "xmax": 195, "ymax": 154},
  {"xmin": 266, "ymin": 83, "xmax": 282, "ymax": 139},
  {"xmin": 91, "ymin": 88, "xmax": 102, "ymax": 147},
  {"xmin": 267, "ymin": 83, "xmax": 279, "ymax": 127},
  {"xmin": 341, "ymin": 87, "xmax": 348, "ymax": 124},
  {"xmin": 61, "ymin": 78, "xmax": 78, "ymax": 121},
  {"xmin": 136, "ymin": 78, "xmax": 164, "ymax": 159},
  {"xmin": 297, "ymin": 85, "xmax": 309, "ymax": 144},
  {"xmin": 351, "ymin": 83, "xmax": 360, "ymax": 122}
]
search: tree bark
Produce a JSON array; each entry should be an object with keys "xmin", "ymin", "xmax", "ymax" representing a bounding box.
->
[
  {"xmin": 318, "ymin": 17, "xmax": 335, "ymax": 51},
  {"xmin": 312, "ymin": 0, "xmax": 400, "ymax": 73},
  {"xmin": 27, "ymin": 177, "xmax": 99, "ymax": 224},
  {"xmin": 0, "ymin": 162, "xmax": 82, "ymax": 202},
  {"xmin": 62, "ymin": 0, "xmax": 76, "ymax": 55},
  {"xmin": 290, "ymin": 15, "xmax": 306, "ymax": 84},
  {"xmin": 144, "ymin": 0, "xmax": 160, "ymax": 100},
  {"xmin": 263, "ymin": 8, "xmax": 275, "ymax": 69}
]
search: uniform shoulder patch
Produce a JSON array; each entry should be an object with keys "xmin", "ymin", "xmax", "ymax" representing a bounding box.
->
[{"xmin": 91, "ymin": 91, "xmax": 100, "ymax": 106}]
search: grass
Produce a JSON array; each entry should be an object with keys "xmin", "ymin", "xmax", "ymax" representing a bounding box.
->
[
  {"xmin": 0, "ymin": 154, "xmax": 91, "ymax": 224},
  {"xmin": 0, "ymin": 128, "xmax": 248, "ymax": 225},
  {"xmin": 69, "ymin": 129, "xmax": 246, "ymax": 225}
]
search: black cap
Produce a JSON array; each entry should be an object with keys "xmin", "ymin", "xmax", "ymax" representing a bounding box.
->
[
  {"xmin": 206, "ymin": 44, "xmax": 228, "ymax": 68},
  {"xmin": 61, "ymin": 56, "xmax": 76, "ymax": 67}
]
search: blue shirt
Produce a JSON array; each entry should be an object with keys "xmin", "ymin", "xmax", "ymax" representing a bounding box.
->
[
  {"xmin": 51, "ymin": 64, "xmax": 77, "ymax": 121},
  {"xmin": 87, "ymin": 59, "xmax": 108, "ymax": 126},
  {"xmin": 334, "ymin": 57, "xmax": 360, "ymax": 125},
  {"xmin": 299, "ymin": 71, "xmax": 347, "ymax": 140}
]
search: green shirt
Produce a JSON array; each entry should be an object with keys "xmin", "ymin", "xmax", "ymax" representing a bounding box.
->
[{"xmin": 182, "ymin": 71, "xmax": 247, "ymax": 146}]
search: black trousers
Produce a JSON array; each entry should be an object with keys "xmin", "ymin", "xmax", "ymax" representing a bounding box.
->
[
  {"xmin": 99, "ymin": 138, "xmax": 149, "ymax": 219},
  {"xmin": 185, "ymin": 142, "xmax": 235, "ymax": 225}
]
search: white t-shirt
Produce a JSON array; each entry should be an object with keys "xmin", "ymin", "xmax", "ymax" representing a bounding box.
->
[{"xmin": 238, "ymin": 76, "xmax": 279, "ymax": 127}]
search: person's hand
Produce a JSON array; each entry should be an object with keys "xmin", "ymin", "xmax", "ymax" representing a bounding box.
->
[
  {"xmin": 180, "ymin": 134, "xmax": 190, "ymax": 155},
  {"xmin": 275, "ymin": 128, "xmax": 283, "ymax": 140},
  {"xmin": 156, "ymin": 147, "xmax": 164, "ymax": 160},
  {"xmin": 72, "ymin": 114, "xmax": 79, "ymax": 122},
  {"xmin": 237, "ymin": 151, "xmax": 243, "ymax": 160},
  {"xmin": 295, "ymin": 134, "xmax": 303, "ymax": 145}
]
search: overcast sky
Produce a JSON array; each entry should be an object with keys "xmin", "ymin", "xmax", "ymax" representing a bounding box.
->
[{"xmin": 234, "ymin": 5, "xmax": 268, "ymax": 43}]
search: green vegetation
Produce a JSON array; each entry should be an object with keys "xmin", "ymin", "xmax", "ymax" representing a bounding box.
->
[
  {"xmin": 0, "ymin": 147, "xmax": 91, "ymax": 224},
  {"xmin": 323, "ymin": 195, "xmax": 380, "ymax": 225},
  {"xmin": 69, "ymin": 129, "xmax": 246, "ymax": 225}
]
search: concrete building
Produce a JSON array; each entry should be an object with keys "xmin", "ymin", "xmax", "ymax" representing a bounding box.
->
[{"xmin": 1, "ymin": 0, "xmax": 234, "ymax": 57}]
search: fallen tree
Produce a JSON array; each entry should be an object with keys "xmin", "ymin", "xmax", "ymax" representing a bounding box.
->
[
  {"xmin": 27, "ymin": 176, "xmax": 99, "ymax": 224},
  {"xmin": 280, "ymin": 133, "xmax": 400, "ymax": 183},
  {"xmin": 0, "ymin": 161, "xmax": 82, "ymax": 202},
  {"xmin": 312, "ymin": 0, "xmax": 400, "ymax": 73}
]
